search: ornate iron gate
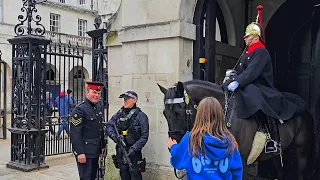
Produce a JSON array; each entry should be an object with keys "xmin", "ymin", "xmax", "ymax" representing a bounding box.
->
[
  {"xmin": 44, "ymin": 40, "xmax": 85, "ymax": 156},
  {"xmin": 7, "ymin": 0, "xmax": 109, "ymax": 175},
  {"xmin": 0, "ymin": 50, "xmax": 7, "ymax": 140},
  {"xmin": 6, "ymin": 0, "xmax": 85, "ymax": 171}
]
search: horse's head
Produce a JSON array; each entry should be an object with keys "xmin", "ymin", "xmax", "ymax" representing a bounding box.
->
[{"xmin": 157, "ymin": 82, "xmax": 196, "ymax": 142}]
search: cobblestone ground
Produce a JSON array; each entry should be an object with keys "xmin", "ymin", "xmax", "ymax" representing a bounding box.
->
[{"xmin": 0, "ymin": 133, "xmax": 79, "ymax": 180}]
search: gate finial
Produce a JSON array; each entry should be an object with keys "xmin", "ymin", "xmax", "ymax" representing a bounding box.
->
[
  {"xmin": 14, "ymin": 0, "xmax": 47, "ymax": 36},
  {"xmin": 94, "ymin": 16, "xmax": 102, "ymax": 30}
]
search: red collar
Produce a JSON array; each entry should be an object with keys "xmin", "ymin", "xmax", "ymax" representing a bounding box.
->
[{"xmin": 247, "ymin": 41, "xmax": 265, "ymax": 54}]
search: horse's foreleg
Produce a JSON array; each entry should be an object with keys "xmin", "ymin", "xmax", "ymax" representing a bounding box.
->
[
  {"xmin": 242, "ymin": 159, "xmax": 259, "ymax": 179},
  {"xmin": 293, "ymin": 115, "xmax": 313, "ymax": 180},
  {"xmin": 294, "ymin": 141, "xmax": 309, "ymax": 180}
]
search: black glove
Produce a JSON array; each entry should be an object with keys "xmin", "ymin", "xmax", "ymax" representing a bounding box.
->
[
  {"xmin": 111, "ymin": 135, "xmax": 119, "ymax": 144},
  {"xmin": 220, "ymin": 78, "xmax": 233, "ymax": 91},
  {"xmin": 127, "ymin": 148, "xmax": 135, "ymax": 157}
]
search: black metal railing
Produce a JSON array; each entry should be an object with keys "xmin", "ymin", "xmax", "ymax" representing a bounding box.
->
[
  {"xmin": 43, "ymin": 40, "xmax": 85, "ymax": 156},
  {"xmin": 0, "ymin": 50, "xmax": 7, "ymax": 140},
  {"xmin": 44, "ymin": 116, "xmax": 72, "ymax": 156}
]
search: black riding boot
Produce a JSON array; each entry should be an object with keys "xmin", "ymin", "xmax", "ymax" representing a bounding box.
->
[
  {"xmin": 255, "ymin": 110, "xmax": 281, "ymax": 154},
  {"xmin": 255, "ymin": 110, "xmax": 268, "ymax": 133}
]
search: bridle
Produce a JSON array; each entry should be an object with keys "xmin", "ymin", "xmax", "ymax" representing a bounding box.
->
[
  {"xmin": 164, "ymin": 90, "xmax": 197, "ymax": 137},
  {"xmin": 164, "ymin": 90, "xmax": 197, "ymax": 179}
]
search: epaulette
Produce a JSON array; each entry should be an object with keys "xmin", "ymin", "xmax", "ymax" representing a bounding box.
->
[{"xmin": 74, "ymin": 101, "xmax": 85, "ymax": 108}]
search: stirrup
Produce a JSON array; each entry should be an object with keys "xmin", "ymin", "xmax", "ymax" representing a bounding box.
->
[{"xmin": 264, "ymin": 139, "xmax": 281, "ymax": 154}]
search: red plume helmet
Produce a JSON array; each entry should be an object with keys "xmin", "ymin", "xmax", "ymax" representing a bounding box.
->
[
  {"xmin": 244, "ymin": 5, "xmax": 265, "ymax": 43},
  {"xmin": 256, "ymin": 5, "xmax": 265, "ymax": 42}
]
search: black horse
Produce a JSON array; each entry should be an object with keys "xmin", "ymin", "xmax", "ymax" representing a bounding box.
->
[{"xmin": 158, "ymin": 80, "xmax": 314, "ymax": 180}]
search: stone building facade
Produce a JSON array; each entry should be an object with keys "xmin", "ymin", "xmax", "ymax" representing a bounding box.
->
[
  {"xmin": 0, "ymin": 0, "xmax": 109, "ymax": 111},
  {"xmin": 103, "ymin": 0, "xmax": 320, "ymax": 179}
]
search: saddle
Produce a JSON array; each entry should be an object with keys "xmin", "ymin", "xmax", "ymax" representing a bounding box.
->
[
  {"xmin": 224, "ymin": 94, "xmax": 282, "ymax": 165},
  {"xmin": 247, "ymin": 113, "xmax": 282, "ymax": 165}
]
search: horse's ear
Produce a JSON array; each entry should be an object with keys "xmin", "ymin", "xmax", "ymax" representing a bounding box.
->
[
  {"xmin": 176, "ymin": 81, "xmax": 184, "ymax": 94},
  {"xmin": 157, "ymin": 83, "xmax": 167, "ymax": 94}
]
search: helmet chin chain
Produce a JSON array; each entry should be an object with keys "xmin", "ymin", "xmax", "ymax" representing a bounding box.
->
[{"xmin": 232, "ymin": 37, "xmax": 254, "ymax": 70}]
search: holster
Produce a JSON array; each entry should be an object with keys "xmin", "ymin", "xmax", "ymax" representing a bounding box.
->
[
  {"xmin": 112, "ymin": 154, "xmax": 120, "ymax": 169},
  {"xmin": 137, "ymin": 158, "xmax": 146, "ymax": 172}
]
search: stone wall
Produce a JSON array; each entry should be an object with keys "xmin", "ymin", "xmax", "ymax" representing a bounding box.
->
[{"xmin": 104, "ymin": 0, "xmax": 196, "ymax": 178}]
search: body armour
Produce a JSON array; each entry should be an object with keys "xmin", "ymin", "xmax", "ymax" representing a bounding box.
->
[{"xmin": 117, "ymin": 108, "xmax": 140, "ymax": 146}]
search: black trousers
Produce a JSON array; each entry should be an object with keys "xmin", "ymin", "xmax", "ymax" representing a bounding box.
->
[
  {"xmin": 76, "ymin": 157, "xmax": 99, "ymax": 180},
  {"xmin": 116, "ymin": 148, "xmax": 143, "ymax": 180}
]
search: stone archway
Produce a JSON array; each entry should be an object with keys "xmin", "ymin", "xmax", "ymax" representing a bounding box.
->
[
  {"xmin": 192, "ymin": 0, "xmax": 236, "ymax": 83},
  {"xmin": 265, "ymin": 1, "xmax": 319, "ymax": 179},
  {"xmin": 45, "ymin": 63, "xmax": 59, "ymax": 83},
  {"xmin": 69, "ymin": 66, "xmax": 89, "ymax": 103}
]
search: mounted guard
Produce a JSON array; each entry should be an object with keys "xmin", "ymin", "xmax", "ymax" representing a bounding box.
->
[{"xmin": 222, "ymin": 5, "xmax": 297, "ymax": 157}]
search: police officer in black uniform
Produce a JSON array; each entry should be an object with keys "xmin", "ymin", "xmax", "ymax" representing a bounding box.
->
[
  {"xmin": 70, "ymin": 81, "xmax": 106, "ymax": 180},
  {"xmin": 106, "ymin": 91, "xmax": 149, "ymax": 180}
]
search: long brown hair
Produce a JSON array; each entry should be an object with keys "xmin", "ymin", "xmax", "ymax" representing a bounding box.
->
[{"xmin": 189, "ymin": 97, "xmax": 238, "ymax": 157}]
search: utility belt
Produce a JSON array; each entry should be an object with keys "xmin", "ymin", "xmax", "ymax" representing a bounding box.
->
[{"xmin": 112, "ymin": 153, "xmax": 146, "ymax": 172}]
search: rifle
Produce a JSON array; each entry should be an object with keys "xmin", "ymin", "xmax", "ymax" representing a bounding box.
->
[
  {"xmin": 97, "ymin": 123, "xmax": 108, "ymax": 180},
  {"xmin": 97, "ymin": 148, "xmax": 106, "ymax": 179},
  {"xmin": 113, "ymin": 124, "xmax": 133, "ymax": 171}
]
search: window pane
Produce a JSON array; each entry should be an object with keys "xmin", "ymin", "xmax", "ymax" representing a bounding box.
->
[{"xmin": 50, "ymin": 13, "xmax": 60, "ymax": 33}]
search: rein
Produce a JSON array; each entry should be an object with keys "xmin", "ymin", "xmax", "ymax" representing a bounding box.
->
[{"xmin": 224, "ymin": 91, "xmax": 234, "ymax": 128}]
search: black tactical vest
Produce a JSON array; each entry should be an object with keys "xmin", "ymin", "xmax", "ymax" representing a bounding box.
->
[{"xmin": 116, "ymin": 108, "xmax": 140, "ymax": 146}]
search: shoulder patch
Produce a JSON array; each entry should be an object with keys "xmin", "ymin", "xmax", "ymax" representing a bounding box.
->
[{"xmin": 70, "ymin": 114, "xmax": 82, "ymax": 126}]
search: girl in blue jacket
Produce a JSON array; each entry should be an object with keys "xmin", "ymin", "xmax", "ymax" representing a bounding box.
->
[{"xmin": 168, "ymin": 97, "xmax": 243, "ymax": 180}]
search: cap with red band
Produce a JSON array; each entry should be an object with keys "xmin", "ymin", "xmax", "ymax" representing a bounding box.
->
[{"xmin": 86, "ymin": 81, "xmax": 104, "ymax": 91}]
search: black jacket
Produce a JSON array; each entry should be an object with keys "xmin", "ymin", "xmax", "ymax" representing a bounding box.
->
[
  {"xmin": 70, "ymin": 98, "xmax": 106, "ymax": 158},
  {"xmin": 230, "ymin": 47, "xmax": 296, "ymax": 120},
  {"xmin": 106, "ymin": 106, "xmax": 149, "ymax": 152}
]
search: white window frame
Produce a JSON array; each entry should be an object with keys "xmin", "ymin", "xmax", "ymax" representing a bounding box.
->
[
  {"xmin": 59, "ymin": 0, "xmax": 65, "ymax": 3},
  {"xmin": 79, "ymin": 0, "xmax": 85, "ymax": 5},
  {"xmin": 78, "ymin": 19, "xmax": 87, "ymax": 37},
  {"xmin": 50, "ymin": 13, "xmax": 60, "ymax": 33}
]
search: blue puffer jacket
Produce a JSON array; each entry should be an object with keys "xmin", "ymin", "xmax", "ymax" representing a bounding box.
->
[{"xmin": 55, "ymin": 92, "xmax": 73, "ymax": 117}]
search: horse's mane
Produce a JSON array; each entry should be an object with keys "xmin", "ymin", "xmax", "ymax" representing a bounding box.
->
[
  {"xmin": 183, "ymin": 79, "xmax": 223, "ymax": 94},
  {"xmin": 163, "ymin": 79, "xmax": 224, "ymax": 104}
]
